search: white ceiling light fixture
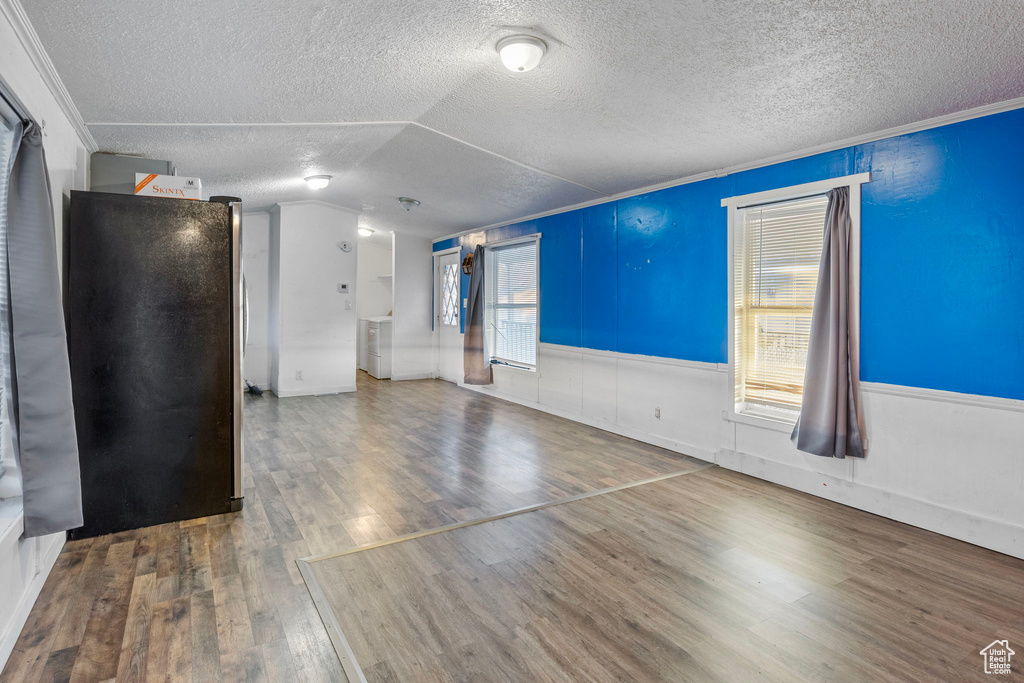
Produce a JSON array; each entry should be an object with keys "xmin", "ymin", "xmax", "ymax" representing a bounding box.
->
[
  {"xmin": 398, "ymin": 197, "xmax": 420, "ymax": 211},
  {"xmin": 304, "ymin": 174, "xmax": 331, "ymax": 190},
  {"xmin": 496, "ymin": 35, "xmax": 547, "ymax": 72},
  {"xmin": 358, "ymin": 227, "xmax": 374, "ymax": 237}
]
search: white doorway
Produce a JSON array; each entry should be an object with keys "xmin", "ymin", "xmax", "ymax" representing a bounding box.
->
[{"xmin": 434, "ymin": 249, "xmax": 462, "ymax": 383}]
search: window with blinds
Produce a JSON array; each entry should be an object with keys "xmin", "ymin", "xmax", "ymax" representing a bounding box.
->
[
  {"xmin": 734, "ymin": 194, "xmax": 827, "ymax": 420},
  {"xmin": 0, "ymin": 111, "xmax": 16, "ymax": 494},
  {"xmin": 485, "ymin": 240, "xmax": 538, "ymax": 368}
]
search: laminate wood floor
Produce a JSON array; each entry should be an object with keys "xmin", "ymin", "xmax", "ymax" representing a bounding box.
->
[
  {"xmin": 308, "ymin": 467, "xmax": 1024, "ymax": 682},
  {"xmin": 0, "ymin": 373, "xmax": 704, "ymax": 682}
]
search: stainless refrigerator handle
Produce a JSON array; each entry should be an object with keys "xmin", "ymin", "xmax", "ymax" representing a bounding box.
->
[
  {"xmin": 230, "ymin": 201, "xmax": 244, "ymax": 505},
  {"xmin": 242, "ymin": 273, "xmax": 249, "ymax": 357},
  {"xmin": 212, "ymin": 195, "xmax": 245, "ymax": 508}
]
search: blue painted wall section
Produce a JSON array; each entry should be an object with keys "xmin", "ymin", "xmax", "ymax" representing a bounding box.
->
[
  {"xmin": 581, "ymin": 203, "xmax": 617, "ymax": 351},
  {"xmin": 433, "ymin": 108, "xmax": 1024, "ymax": 400}
]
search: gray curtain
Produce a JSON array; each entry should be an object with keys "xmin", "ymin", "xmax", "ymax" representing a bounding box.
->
[
  {"xmin": 6, "ymin": 122, "xmax": 83, "ymax": 536},
  {"xmin": 792, "ymin": 187, "xmax": 865, "ymax": 459},
  {"xmin": 463, "ymin": 245, "xmax": 492, "ymax": 385}
]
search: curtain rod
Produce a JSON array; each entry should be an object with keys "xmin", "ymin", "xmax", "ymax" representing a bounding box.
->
[{"xmin": 0, "ymin": 75, "xmax": 34, "ymax": 126}]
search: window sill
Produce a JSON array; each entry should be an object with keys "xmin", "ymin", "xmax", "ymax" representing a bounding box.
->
[
  {"xmin": 727, "ymin": 410, "xmax": 796, "ymax": 434},
  {"xmin": 490, "ymin": 361, "xmax": 537, "ymax": 375}
]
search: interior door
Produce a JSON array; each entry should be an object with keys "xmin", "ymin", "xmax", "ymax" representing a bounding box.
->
[{"xmin": 437, "ymin": 251, "xmax": 462, "ymax": 382}]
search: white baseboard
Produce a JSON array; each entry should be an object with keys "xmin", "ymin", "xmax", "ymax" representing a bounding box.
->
[
  {"xmin": 714, "ymin": 448, "xmax": 1024, "ymax": 560},
  {"xmin": 391, "ymin": 373, "xmax": 434, "ymax": 381},
  {"xmin": 274, "ymin": 384, "xmax": 356, "ymax": 398},
  {"xmin": 460, "ymin": 381, "xmax": 1024, "ymax": 561},
  {"xmin": 0, "ymin": 529, "xmax": 64, "ymax": 670}
]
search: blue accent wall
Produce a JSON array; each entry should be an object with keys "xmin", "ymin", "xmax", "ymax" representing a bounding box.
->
[{"xmin": 434, "ymin": 108, "xmax": 1024, "ymax": 400}]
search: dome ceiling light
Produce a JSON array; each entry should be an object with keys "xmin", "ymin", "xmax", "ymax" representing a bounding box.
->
[
  {"xmin": 304, "ymin": 175, "xmax": 331, "ymax": 190},
  {"xmin": 496, "ymin": 35, "xmax": 546, "ymax": 72},
  {"xmin": 358, "ymin": 227, "xmax": 374, "ymax": 237},
  {"xmin": 398, "ymin": 197, "xmax": 420, "ymax": 211}
]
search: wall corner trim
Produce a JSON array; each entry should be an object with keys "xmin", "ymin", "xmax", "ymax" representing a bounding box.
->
[{"xmin": 0, "ymin": 0, "xmax": 98, "ymax": 152}]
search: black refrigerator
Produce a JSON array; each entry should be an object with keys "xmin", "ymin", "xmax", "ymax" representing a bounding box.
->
[{"xmin": 65, "ymin": 191, "xmax": 244, "ymax": 539}]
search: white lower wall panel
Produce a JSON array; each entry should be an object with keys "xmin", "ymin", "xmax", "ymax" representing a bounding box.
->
[
  {"xmin": 487, "ymin": 365, "xmax": 540, "ymax": 404},
  {"xmin": 0, "ymin": 520, "xmax": 64, "ymax": 669},
  {"xmin": 732, "ymin": 421, "xmax": 856, "ymax": 481},
  {"xmin": 538, "ymin": 345, "xmax": 583, "ymax": 414},
  {"xmin": 460, "ymin": 341, "xmax": 1024, "ymax": 560},
  {"xmin": 581, "ymin": 353, "xmax": 617, "ymax": 424},
  {"xmin": 615, "ymin": 355, "xmax": 729, "ymax": 458},
  {"xmin": 856, "ymin": 388, "xmax": 1024, "ymax": 529}
]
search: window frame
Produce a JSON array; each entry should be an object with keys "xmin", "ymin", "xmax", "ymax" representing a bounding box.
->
[
  {"xmin": 484, "ymin": 233, "xmax": 541, "ymax": 372},
  {"xmin": 440, "ymin": 261, "xmax": 460, "ymax": 327},
  {"xmin": 723, "ymin": 172, "xmax": 870, "ymax": 432},
  {"xmin": 0, "ymin": 86, "xmax": 25, "ymax": 501}
]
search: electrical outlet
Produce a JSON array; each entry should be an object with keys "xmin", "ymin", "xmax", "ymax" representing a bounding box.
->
[
  {"xmin": 654, "ymin": 407, "xmax": 661, "ymax": 419},
  {"xmin": 295, "ymin": 370, "xmax": 303, "ymax": 380}
]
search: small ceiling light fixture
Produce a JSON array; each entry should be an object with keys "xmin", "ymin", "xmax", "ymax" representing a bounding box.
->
[
  {"xmin": 304, "ymin": 175, "xmax": 331, "ymax": 190},
  {"xmin": 398, "ymin": 197, "xmax": 420, "ymax": 211},
  {"xmin": 358, "ymin": 227, "xmax": 374, "ymax": 237},
  {"xmin": 496, "ymin": 34, "xmax": 547, "ymax": 72}
]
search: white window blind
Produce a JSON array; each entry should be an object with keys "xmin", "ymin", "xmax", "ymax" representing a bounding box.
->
[
  {"xmin": 735, "ymin": 194, "xmax": 827, "ymax": 419},
  {"xmin": 485, "ymin": 240, "xmax": 538, "ymax": 367},
  {"xmin": 0, "ymin": 112, "xmax": 16, "ymax": 495}
]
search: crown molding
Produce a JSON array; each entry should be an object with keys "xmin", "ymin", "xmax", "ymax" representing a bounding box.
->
[
  {"xmin": 433, "ymin": 96, "xmax": 1024, "ymax": 244},
  {"xmin": 0, "ymin": 0, "xmax": 98, "ymax": 152}
]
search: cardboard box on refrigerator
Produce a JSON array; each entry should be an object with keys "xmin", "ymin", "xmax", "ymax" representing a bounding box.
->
[{"xmin": 134, "ymin": 173, "xmax": 202, "ymax": 200}]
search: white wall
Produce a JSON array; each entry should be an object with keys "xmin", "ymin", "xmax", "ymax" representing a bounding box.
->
[
  {"xmin": 268, "ymin": 209, "xmax": 281, "ymax": 392},
  {"xmin": 268, "ymin": 201, "xmax": 359, "ymax": 397},
  {"xmin": 355, "ymin": 239, "xmax": 392, "ymax": 372},
  {"xmin": 460, "ymin": 341, "xmax": 1024, "ymax": 560},
  {"xmin": 356, "ymin": 240, "xmax": 392, "ymax": 319},
  {"xmin": 242, "ymin": 211, "xmax": 270, "ymax": 386},
  {"xmin": 0, "ymin": 3, "xmax": 91, "ymax": 669},
  {"xmin": 390, "ymin": 232, "xmax": 433, "ymax": 380}
]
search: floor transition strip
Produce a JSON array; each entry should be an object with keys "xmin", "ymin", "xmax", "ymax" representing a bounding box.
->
[{"xmin": 296, "ymin": 463, "xmax": 718, "ymax": 681}]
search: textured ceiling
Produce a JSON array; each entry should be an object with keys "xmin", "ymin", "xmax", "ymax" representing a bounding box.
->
[{"xmin": 22, "ymin": 0, "xmax": 1024, "ymax": 237}]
